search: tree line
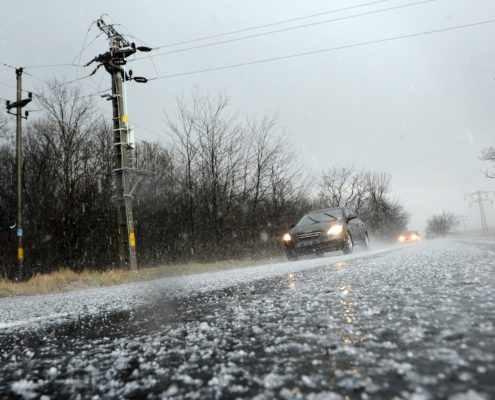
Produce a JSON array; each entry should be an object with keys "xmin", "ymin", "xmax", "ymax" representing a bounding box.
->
[{"xmin": 0, "ymin": 82, "xmax": 409, "ymax": 278}]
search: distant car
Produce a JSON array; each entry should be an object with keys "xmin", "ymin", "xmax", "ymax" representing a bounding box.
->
[
  {"xmin": 398, "ymin": 230, "xmax": 420, "ymax": 243},
  {"xmin": 282, "ymin": 207, "xmax": 369, "ymax": 260}
]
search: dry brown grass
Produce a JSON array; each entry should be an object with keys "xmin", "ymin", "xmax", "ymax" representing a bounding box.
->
[{"xmin": 0, "ymin": 256, "xmax": 285, "ymax": 298}]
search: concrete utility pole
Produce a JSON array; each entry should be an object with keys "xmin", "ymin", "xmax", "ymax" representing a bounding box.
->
[
  {"xmin": 86, "ymin": 18, "xmax": 152, "ymax": 270},
  {"xmin": 465, "ymin": 190, "xmax": 495, "ymax": 235},
  {"xmin": 5, "ymin": 68, "xmax": 32, "ymax": 277}
]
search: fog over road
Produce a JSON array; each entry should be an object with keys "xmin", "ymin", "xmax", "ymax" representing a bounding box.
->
[{"xmin": 1, "ymin": 239, "xmax": 494, "ymax": 399}]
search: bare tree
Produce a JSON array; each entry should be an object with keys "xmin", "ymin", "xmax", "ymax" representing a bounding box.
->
[
  {"xmin": 133, "ymin": 141, "xmax": 179, "ymax": 263},
  {"xmin": 426, "ymin": 211, "xmax": 459, "ymax": 237},
  {"xmin": 166, "ymin": 95, "xmax": 200, "ymax": 254},
  {"xmin": 30, "ymin": 81, "xmax": 104, "ymax": 267},
  {"xmin": 480, "ymin": 147, "xmax": 495, "ymax": 178},
  {"xmin": 316, "ymin": 167, "xmax": 408, "ymax": 238},
  {"xmin": 361, "ymin": 171, "xmax": 408, "ymax": 237},
  {"xmin": 164, "ymin": 92, "xmax": 308, "ymax": 261},
  {"xmin": 0, "ymin": 144, "xmax": 15, "ymax": 277},
  {"xmin": 0, "ymin": 114, "xmax": 10, "ymax": 141},
  {"xmin": 318, "ymin": 165, "xmax": 367, "ymax": 212},
  {"xmin": 194, "ymin": 94, "xmax": 244, "ymax": 254}
]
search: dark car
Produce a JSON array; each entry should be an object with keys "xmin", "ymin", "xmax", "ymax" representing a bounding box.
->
[{"xmin": 282, "ymin": 207, "xmax": 369, "ymax": 260}]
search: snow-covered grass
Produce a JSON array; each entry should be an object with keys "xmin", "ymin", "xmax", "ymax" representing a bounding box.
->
[{"xmin": 0, "ymin": 256, "xmax": 286, "ymax": 298}]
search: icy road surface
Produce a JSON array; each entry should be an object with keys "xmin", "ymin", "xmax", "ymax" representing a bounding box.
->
[{"xmin": 1, "ymin": 240, "xmax": 494, "ymax": 399}]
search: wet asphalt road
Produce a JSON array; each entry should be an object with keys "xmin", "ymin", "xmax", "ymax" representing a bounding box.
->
[{"xmin": 0, "ymin": 239, "xmax": 494, "ymax": 399}]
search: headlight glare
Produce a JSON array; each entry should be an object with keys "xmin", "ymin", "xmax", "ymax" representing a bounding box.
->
[
  {"xmin": 283, "ymin": 233, "xmax": 292, "ymax": 242},
  {"xmin": 327, "ymin": 224, "xmax": 343, "ymax": 235}
]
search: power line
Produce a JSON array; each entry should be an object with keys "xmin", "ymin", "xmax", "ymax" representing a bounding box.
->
[
  {"xmin": 73, "ymin": 22, "xmax": 100, "ymax": 65},
  {"xmin": 148, "ymin": 19, "xmax": 495, "ymax": 81},
  {"xmin": 23, "ymin": 70, "xmax": 103, "ymax": 94},
  {"xmin": 22, "ymin": 71, "xmax": 49, "ymax": 84},
  {"xmin": 21, "ymin": 62, "xmax": 82, "ymax": 69},
  {"xmin": 0, "ymin": 62, "xmax": 17, "ymax": 70},
  {"xmin": 21, "ymin": 22, "xmax": 103, "ymax": 70},
  {"xmin": 25, "ymin": 71, "xmax": 94, "ymax": 86},
  {"xmin": 0, "ymin": 81, "xmax": 16, "ymax": 90},
  {"xmin": 0, "ymin": 81, "xmax": 41, "ymax": 97},
  {"xmin": 152, "ymin": 0, "xmax": 402, "ymax": 50},
  {"xmin": 141, "ymin": 0, "xmax": 434, "ymax": 60},
  {"xmin": 4, "ymin": 68, "xmax": 91, "ymax": 96},
  {"xmin": 75, "ymin": 87, "xmax": 112, "ymax": 99},
  {"xmin": 2, "ymin": 75, "xmax": 101, "ymax": 100},
  {"xmin": 3, "ymin": 74, "xmax": 111, "ymax": 111},
  {"xmin": 74, "ymin": 29, "xmax": 105, "ymax": 83},
  {"xmin": 131, "ymin": 121, "xmax": 171, "ymax": 142},
  {"xmin": 114, "ymin": 24, "xmax": 160, "ymax": 78}
]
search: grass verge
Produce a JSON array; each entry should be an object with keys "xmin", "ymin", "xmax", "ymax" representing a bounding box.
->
[{"xmin": 0, "ymin": 256, "xmax": 285, "ymax": 299}]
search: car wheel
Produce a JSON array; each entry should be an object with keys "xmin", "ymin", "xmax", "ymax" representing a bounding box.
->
[
  {"xmin": 343, "ymin": 233, "xmax": 353, "ymax": 254},
  {"xmin": 286, "ymin": 249, "xmax": 298, "ymax": 261}
]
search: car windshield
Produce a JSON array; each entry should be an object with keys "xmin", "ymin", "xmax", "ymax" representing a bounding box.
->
[{"xmin": 296, "ymin": 209, "xmax": 343, "ymax": 226}]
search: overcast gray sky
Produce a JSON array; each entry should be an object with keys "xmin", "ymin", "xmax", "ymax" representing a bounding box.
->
[{"xmin": 1, "ymin": 0, "xmax": 495, "ymax": 232}]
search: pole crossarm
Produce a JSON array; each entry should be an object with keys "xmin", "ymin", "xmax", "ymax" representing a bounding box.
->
[{"xmin": 465, "ymin": 190, "xmax": 495, "ymax": 200}]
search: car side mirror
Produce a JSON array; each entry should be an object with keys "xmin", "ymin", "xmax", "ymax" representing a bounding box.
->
[{"xmin": 290, "ymin": 224, "xmax": 295, "ymax": 229}]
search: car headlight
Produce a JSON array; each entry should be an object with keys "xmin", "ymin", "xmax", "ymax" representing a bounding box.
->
[
  {"xmin": 399, "ymin": 236, "xmax": 405, "ymax": 242},
  {"xmin": 283, "ymin": 233, "xmax": 292, "ymax": 242},
  {"xmin": 411, "ymin": 234, "xmax": 418, "ymax": 241},
  {"xmin": 327, "ymin": 224, "xmax": 343, "ymax": 235}
]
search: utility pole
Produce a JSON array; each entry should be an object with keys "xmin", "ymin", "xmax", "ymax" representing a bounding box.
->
[
  {"xmin": 465, "ymin": 190, "xmax": 495, "ymax": 235},
  {"xmin": 5, "ymin": 68, "xmax": 32, "ymax": 277},
  {"xmin": 86, "ymin": 18, "xmax": 152, "ymax": 270}
]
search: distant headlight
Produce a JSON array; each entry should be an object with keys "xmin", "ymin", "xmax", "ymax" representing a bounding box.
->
[
  {"xmin": 411, "ymin": 234, "xmax": 418, "ymax": 241},
  {"xmin": 327, "ymin": 224, "xmax": 343, "ymax": 235},
  {"xmin": 283, "ymin": 233, "xmax": 292, "ymax": 242},
  {"xmin": 399, "ymin": 236, "xmax": 405, "ymax": 242}
]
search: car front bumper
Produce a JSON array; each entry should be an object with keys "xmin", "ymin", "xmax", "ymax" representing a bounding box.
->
[{"xmin": 285, "ymin": 235, "xmax": 346, "ymax": 255}]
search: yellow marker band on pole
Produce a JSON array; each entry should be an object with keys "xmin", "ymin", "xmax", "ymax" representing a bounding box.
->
[
  {"xmin": 18, "ymin": 247, "xmax": 24, "ymax": 262},
  {"xmin": 129, "ymin": 231, "xmax": 136, "ymax": 247},
  {"xmin": 122, "ymin": 114, "xmax": 128, "ymax": 123}
]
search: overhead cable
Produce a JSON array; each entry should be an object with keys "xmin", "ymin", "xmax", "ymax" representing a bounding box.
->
[
  {"xmin": 148, "ymin": 19, "xmax": 495, "ymax": 81},
  {"xmin": 142, "ymin": 0, "xmax": 434, "ymax": 60},
  {"xmin": 152, "ymin": 0, "xmax": 403, "ymax": 49}
]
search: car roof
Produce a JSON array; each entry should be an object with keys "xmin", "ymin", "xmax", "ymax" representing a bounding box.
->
[{"xmin": 307, "ymin": 207, "xmax": 348, "ymax": 213}]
